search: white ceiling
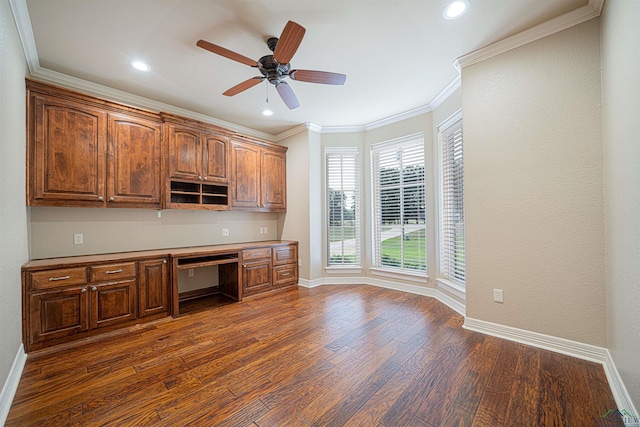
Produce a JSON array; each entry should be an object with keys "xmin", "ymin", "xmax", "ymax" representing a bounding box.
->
[{"xmin": 22, "ymin": 0, "xmax": 588, "ymax": 135}]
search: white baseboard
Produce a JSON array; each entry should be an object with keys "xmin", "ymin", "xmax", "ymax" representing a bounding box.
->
[
  {"xmin": 464, "ymin": 317, "xmax": 637, "ymax": 417},
  {"xmin": 0, "ymin": 344, "xmax": 27, "ymax": 426},
  {"xmin": 602, "ymin": 350, "xmax": 639, "ymax": 422},
  {"xmin": 297, "ymin": 276, "xmax": 465, "ymax": 316}
]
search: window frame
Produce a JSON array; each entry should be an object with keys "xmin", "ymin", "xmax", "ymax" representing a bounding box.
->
[
  {"xmin": 325, "ymin": 147, "xmax": 362, "ymax": 271},
  {"xmin": 436, "ymin": 110, "xmax": 466, "ymax": 291},
  {"xmin": 370, "ymin": 133, "xmax": 427, "ymax": 277}
]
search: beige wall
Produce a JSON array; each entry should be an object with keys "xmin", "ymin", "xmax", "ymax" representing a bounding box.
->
[
  {"xmin": 0, "ymin": 0, "xmax": 29, "ymax": 407},
  {"xmin": 601, "ymin": 0, "xmax": 640, "ymax": 409},
  {"xmin": 30, "ymin": 208, "xmax": 280, "ymax": 259},
  {"xmin": 278, "ymin": 129, "xmax": 311, "ymax": 280},
  {"xmin": 463, "ymin": 19, "xmax": 606, "ymax": 346}
]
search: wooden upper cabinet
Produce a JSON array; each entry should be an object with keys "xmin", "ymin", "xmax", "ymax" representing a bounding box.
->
[
  {"xmin": 203, "ymin": 134, "xmax": 228, "ymax": 183},
  {"xmin": 166, "ymin": 122, "xmax": 229, "ymax": 184},
  {"xmin": 261, "ymin": 148, "xmax": 287, "ymax": 211},
  {"xmin": 167, "ymin": 125, "xmax": 202, "ymax": 181},
  {"xmin": 231, "ymin": 141, "xmax": 261, "ymax": 209},
  {"xmin": 107, "ymin": 113, "xmax": 162, "ymax": 207},
  {"xmin": 27, "ymin": 80, "xmax": 163, "ymax": 209},
  {"xmin": 29, "ymin": 93, "xmax": 107, "ymax": 205},
  {"xmin": 231, "ymin": 139, "xmax": 287, "ymax": 212}
]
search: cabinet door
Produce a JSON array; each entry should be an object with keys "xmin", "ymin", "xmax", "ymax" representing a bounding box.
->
[
  {"xmin": 29, "ymin": 287, "xmax": 90, "ymax": 345},
  {"xmin": 168, "ymin": 124, "xmax": 201, "ymax": 180},
  {"xmin": 203, "ymin": 134, "xmax": 229, "ymax": 183},
  {"xmin": 139, "ymin": 258, "xmax": 169, "ymax": 317},
  {"xmin": 107, "ymin": 113, "xmax": 162, "ymax": 206},
  {"xmin": 261, "ymin": 149, "xmax": 287, "ymax": 211},
  {"xmin": 242, "ymin": 260, "xmax": 272, "ymax": 297},
  {"xmin": 231, "ymin": 142, "xmax": 261, "ymax": 209},
  {"xmin": 30, "ymin": 94, "xmax": 107, "ymax": 204},
  {"xmin": 90, "ymin": 279, "xmax": 137, "ymax": 329}
]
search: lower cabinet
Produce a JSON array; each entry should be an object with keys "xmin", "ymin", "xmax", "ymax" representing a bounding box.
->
[
  {"xmin": 139, "ymin": 258, "xmax": 170, "ymax": 317},
  {"xmin": 24, "ymin": 257, "xmax": 169, "ymax": 352},
  {"xmin": 241, "ymin": 242, "xmax": 298, "ymax": 297}
]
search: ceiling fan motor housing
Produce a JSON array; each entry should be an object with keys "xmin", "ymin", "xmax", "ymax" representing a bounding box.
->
[{"xmin": 258, "ymin": 54, "xmax": 291, "ymax": 85}]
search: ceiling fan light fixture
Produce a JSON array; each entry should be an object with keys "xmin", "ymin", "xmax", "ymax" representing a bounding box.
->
[
  {"xmin": 130, "ymin": 60, "xmax": 150, "ymax": 72},
  {"xmin": 261, "ymin": 108, "xmax": 274, "ymax": 116},
  {"xmin": 443, "ymin": 0, "xmax": 470, "ymax": 19}
]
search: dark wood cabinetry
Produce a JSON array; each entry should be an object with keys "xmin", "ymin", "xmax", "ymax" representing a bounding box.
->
[
  {"xmin": 29, "ymin": 92, "xmax": 107, "ymax": 205},
  {"xmin": 23, "ymin": 241, "xmax": 297, "ymax": 353},
  {"xmin": 107, "ymin": 113, "xmax": 162, "ymax": 207},
  {"xmin": 26, "ymin": 80, "xmax": 287, "ymax": 212},
  {"xmin": 139, "ymin": 258, "xmax": 170, "ymax": 318},
  {"xmin": 27, "ymin": 80, "xmax": 163, "ymax": 208},
  {"xmin": 231, "ymin": 139, "xmax": 287, "ymax": 212},
  {"xmin": 241, "ymin": 243, "xmax": 298, "ymax": 296},
  {"xmin": 23, "ymin": 257, "xmax": 169, "ymax": 352},
  {"xmin": 163, "ymin": 115, "xmax": 231, "ymax": 210}
]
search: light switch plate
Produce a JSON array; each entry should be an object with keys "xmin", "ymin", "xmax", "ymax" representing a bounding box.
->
[{"xmin": 73, "ymin": 233, "xmax": 83, "ymax": 245}]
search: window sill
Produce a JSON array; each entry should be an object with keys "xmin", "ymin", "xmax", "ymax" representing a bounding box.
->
[
  {"xmin": 325, "ymin": 266, "xmax": 364, "ymax": 275},
  {"xmin": 436, "ymin": 278, "xmax": 466, "ymax": 300},
  {"xmin": 370, "ymin": 267, "xmax": 428, "ymax": 284}
]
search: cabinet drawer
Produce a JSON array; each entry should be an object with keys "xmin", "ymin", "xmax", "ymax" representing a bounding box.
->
[
  {"xmin": 273, "ymin": 244, "xmax": 298, "ymax": 266},
  {"xmin": 273, "ymin": 264, "xmax": 298, "ymax": 287},
  {"xmin": 31, "ymin": 267, "xmax": 87, "ymax": 290},
  {"xmin": 242, "ymin": 247, "xmax": 271, "ymax": 261},
  {"xmin": 90, "ymin": 262, "xmax": 137, "ymax": 282}
]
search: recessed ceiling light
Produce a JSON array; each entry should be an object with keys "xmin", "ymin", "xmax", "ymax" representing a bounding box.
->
[
  {"xmin": 443, "ymin": 0, "xmax": 470, "ymax": 19},
  {"xmin": 261, "ymin": 108, "xmax": 274, "ymax": 117},
  {"xmin": 130, "ymin": 60, "xmax": 150, "ymax": 72}
]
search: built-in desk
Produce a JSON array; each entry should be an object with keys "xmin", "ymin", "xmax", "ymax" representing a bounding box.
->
[{"xmin": 21, "ymin": 240, "xmax": 298, "ymax": 352}]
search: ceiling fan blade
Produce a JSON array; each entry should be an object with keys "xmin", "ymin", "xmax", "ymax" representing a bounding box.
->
[
  {"xmin": 196, "ymin": 39, "xmax": 257, "ymax": 67},
  {"xmin": 276, "ymin": 81, "xmax": 300, "ymax": 110},
  {"xmin": 223, "ymin": 77, "xmax": 264, "ymax": 96},
  {"xmin": 273, "ymin": 21, "xmax": 306, "ymax": 64},
  {"xmin": 289, "ymin": 69, "xmax": 346, "ymax": 85}
]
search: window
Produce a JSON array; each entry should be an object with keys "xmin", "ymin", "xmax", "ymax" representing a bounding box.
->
[
  {"xmin": 438, "ymin": 113, "xmax": 465, "ymax": 286},
  {"xmin": 326, "ymin": 148, "xmax": 360, "ymax": 266},
  {"xmin": 371, "ymin": 134, "xmax": 426, "ymax": 273}
]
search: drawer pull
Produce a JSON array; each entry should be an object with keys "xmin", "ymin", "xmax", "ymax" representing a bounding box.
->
[
  {"xmin": 91, "ymin": 286, "xmax": 97, "ymax": 292},
  {"xmin": 105, "ymin": 269, "xmax": 123, "ymax": 274},
  {"xmin": 81, "ymin": 287, "xmax": 87, "ymax": 293},
  {"xmin": 282, "ymin": 273, "xmax": 290, "ymax": 276},
  {"xmin": 48, "ymin": 275, "xmax": 71, "ymax": 282}
]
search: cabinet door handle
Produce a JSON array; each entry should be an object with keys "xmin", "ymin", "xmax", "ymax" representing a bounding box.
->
[
  {"xmin": 109, "ymin": 196, "xmax": 115, "ymax": 202},
  {"xmin": 81, "ymin": 287, "xmax": 87, "ymax": 293},
  {"xmin": 48, "ymin": 275, "xmax": 71, "ymax": 282},
  {"xmin": 91, "ymin": 286, "xmax": 97, "ymax": 292},
  {"xmin": 106, "ymin": 269, "xmax": 123, "ymax": 274},
  {"xmin": 203, "ymin": 177, "xmax": 208, "ymax": 180},
  {"xmin": 198, "ymin": 175, "xmax": 203, "ymax": 181},
  {"xmin": 98, "ymin": 196, "xmax": 104, "ymax": 201},
  {"xmin": 163, "ymin": 259, "xmax": 167, "ymax": 264}
]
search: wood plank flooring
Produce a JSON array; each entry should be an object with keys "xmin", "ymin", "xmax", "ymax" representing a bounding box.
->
[{"xmin": 7, "ymin": 285, "xmax": 621, "ymax": 426}]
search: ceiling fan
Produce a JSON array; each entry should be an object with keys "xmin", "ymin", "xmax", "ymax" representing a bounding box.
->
[{"xmin": 196, "ymin": 20, "xmax": 346, "ymax": 110}]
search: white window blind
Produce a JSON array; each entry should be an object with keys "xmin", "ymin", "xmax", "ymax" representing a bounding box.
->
[
  {"xmin": 326, "ymin": 148, "xmax": 360, "ymax": 266},
  {"xmin": 439, "ymin": 117, "xmax": 465, "ymax": 286},
  {"xmin": 371, "ymin": 135, "xmax": 426, "ymax": 272}
]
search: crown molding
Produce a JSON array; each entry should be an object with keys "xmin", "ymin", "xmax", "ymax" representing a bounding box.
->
[
  {"xmin": 428, "ymin": 75, "xmax": 461, "ymax": 111},
  {"xmin": 456, "ymin": 0, "xmax": 604, "ymax": 69},
  {"xmin": 8, "ymin": 0, "xmax": 38, "ymax": 74},
  {"xmin": 320, "ymin": 125, "xmax": 365, "ymax": 134},
  {"xmin": 273, "ymin": 123, "xmax": 320, "ymax": 141}
]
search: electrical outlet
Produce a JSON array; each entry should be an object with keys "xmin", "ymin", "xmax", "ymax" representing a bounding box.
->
[
  {"xmin": 298, "ymin": 259, "xmax": 302, "ymax": 267},
  {"xmin": 73, "ymin": 233, "xmax": 83, "ymax": 245},
  {"xmin": 188, "ymin": 268, "xmax": 194, "ymax": 277},
  {"xmin": 221, "ymin": 228, "xmax": 229, "ymax": 236},
  {"xmin": 259, "ymin": 227, "xmax": 264, "ymax": 234},
  {"xmin": 264, "ymin": 226, "xmax": 268, "ymax": 234},
  {"xmin": 493, "ymin": 289, "xmax": 504, "ymax": 303},
  {"xmin": 157, "ymin": 211, "xmax": 162, "ymax": 218}
]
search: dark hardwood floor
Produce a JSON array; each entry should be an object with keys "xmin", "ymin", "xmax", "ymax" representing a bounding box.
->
[{"xmin": 7, "ymin": 285, "xmax": 620, "ymax": 426}]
